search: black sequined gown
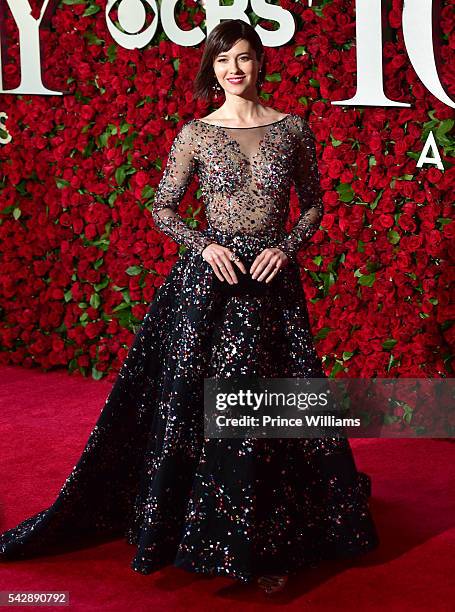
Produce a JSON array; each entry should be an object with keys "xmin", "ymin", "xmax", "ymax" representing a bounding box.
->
[{"xmin": 0, "ymin": 113, "xmax": 379, "ymax": 583}]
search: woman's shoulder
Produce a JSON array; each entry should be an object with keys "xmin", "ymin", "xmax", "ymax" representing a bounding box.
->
[
  {"xmin": 264, "ymin": 110, "xmax": 311, "ymax": 135},
  {"xmin": 285, "ymin": 112, "xmax": 310, "ymax": 127},
  {"xmin": 286, "ymin": 113, "xmax": 316, "ymax": 140}
]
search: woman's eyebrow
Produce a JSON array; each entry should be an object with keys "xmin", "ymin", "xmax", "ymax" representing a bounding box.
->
[{"xmin": 216, "ymin": 52, "xmax": 250, "ymax": 58}]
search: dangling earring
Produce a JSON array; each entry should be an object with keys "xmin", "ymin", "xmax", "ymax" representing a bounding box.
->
[
  {"xmin": 257, "ymin": 64, "xmax": 264, "ymax": 90},
  {"xmin": 212, "ymin": 80, "xmax": 222, "ymax": 97}
]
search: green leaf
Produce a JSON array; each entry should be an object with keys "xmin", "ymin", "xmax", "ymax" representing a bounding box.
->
[
  {"xmin": 337, "ymin": 183, "xmax": 354, "ymax": 203},
  {"xmin": 90, "ymin": 293, "xmax": 101, "ymax": 309},
  {"xmin": 55, "ymin": 177, "xmax": 70, "ymax": 189},
  {"xmin": 84, "ymin": 31, "xmax": 103, "ymax": 45},
  {"xmin": 384, "ymin": 413, "xmax": 399, "ymax": 425},
  {"xmin": 266, "ymin": 73, "xmax": 281, "ymax": 83},
  {"xmin": 437, "ymin": 217, "xmax": 452, "ymax": 228},
  {"xmin": 368, "ymin": 155, "xmax": 377, "ymax": 167},
  {"xmin": 321, "ymin": 271, "xmax": 335, "ymax": 295},
  {"xmin": 313, "ymin": 1, "xmax": 331, "ymax": 17},
  {"xmin": 98, "ymin": 123, "xmax": 117, "ymax": 147},
  {"xmin": 329, "ymin": 361, "xmax": 345, "ymax": 378},
  {"xmin": 294, "ymin": 46, "xmax": 307, "ymax": 57},
  {"xmin": 122, "ymin": 289, "xmax": 131, "ymax": 305},
  {"xmin": 314, "ymin": 327, "xmax": 331, "ymax": 340},
  {"xmin": 112, "ymin": 302, "xmax": 130, "ymax": 312},
  {"xmin": 358, "ymin": 273, "xmax": 376, "ymax": 287},
  {"xmin": 436, "ymin": 119, "xmax": 454, "ymax": 139},
  {"xmin": 107, "ymin": 44, "xmax": 117, "ymax": 63},
  {"xmin": 13, "ymin": 207, "xmax": 21, "ymax": 220},
  {"xmin": 122, "ymin": 133, "xmax": 136, "ymax": 153},
  {"xmin": 82, "ymin": 138, "xmax": 96, "ymax": 158},
  {"xmin": 115, "ymin": 166, "xmax": 126, "ymax": 186},
  {"xmin": 142, "ymin": 185, "xmax": 154, "ymax": 199},
  {"xmin": 91, "ymin": 365, "xmax": 104, "ymax": 380},
  {"xmin": 68, "ymin": 358, "xmax": 78, "ymax": 372},
  {"xmin": 388, "ymin": 230, "xmax": 401, "ymax": 245},
  {"xmin": 108, "ymin": 192, "xmax": 118, "ymax": 206},
  {"xmin": 94, "ymin": 277, "xmax": 109, "ymax": 291},
  {"xmin": 382, "ymin": 339, "xmax": 397, "ymax": 350},
  {"xmin": 403, "ymin": 411, "xmax": 412, "ymax": 424},
  {"xmin": 15, "ymin": 181, "xmax": 29, "ymax": 197},
  {"xmin": 98, "ymin": 133, "xmax": 108, "ymax": 147},
  {"xmin": 387, "ymin": 353, "xmax": 400, "ymax": 372},
  {"xmin": 126, "ymin": 266, "xmax": 142, "ymax": 276},
  {"xmin": 83, "ymin": 5, "xmax": 101, "ymax": 17}
]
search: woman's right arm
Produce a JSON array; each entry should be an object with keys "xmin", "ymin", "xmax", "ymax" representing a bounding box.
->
[{"xmin": 151, "ymin": 122, "xmax": 214, "ymax": 255}]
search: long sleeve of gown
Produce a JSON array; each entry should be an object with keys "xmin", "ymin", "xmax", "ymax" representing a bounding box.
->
[
  {"xmin": 151, "ymin": 123, "xmax": 214, "ymax": 255},
  {"xmin": 275, "ymin": 118, "xmax": 323, "ymax": 260}
]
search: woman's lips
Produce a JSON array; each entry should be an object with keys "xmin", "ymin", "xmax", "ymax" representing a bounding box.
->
[{"xmin": 227, "ymin": 77, "xmax": 245, "ymax": 84}]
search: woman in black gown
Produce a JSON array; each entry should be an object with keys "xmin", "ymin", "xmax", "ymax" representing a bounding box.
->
[{"xmin": 0, "ymin": 20, "xmax": 379, "ymax": 595}]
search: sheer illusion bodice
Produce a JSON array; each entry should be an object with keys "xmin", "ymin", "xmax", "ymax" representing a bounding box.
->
[{"xmin": 151, "ymin": 113, "xmax": 323, "ymax": 259}]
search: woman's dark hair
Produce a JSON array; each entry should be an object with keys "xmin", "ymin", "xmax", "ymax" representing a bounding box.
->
[{"xmin": 193, "ymin": 19, "xmax": 266, "ymax": 101}]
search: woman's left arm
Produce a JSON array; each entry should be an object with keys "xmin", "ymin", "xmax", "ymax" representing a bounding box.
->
[{"xmin": 275, "ymin": 117, "xmax": 324, "ymax": 261}]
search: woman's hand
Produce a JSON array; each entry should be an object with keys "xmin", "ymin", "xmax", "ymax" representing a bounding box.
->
[
  {"xmin": 201, "ymin": 242, "xmax": 247, "ymax": 285},
  {"xmin": 250, "ymin": 247, "xmax": 288, "ymax": 283}
]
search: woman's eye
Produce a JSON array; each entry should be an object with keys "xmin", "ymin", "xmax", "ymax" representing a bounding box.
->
[{"xmin": 217, "ymin": 57, "xmax": 250, "ymax": 63}]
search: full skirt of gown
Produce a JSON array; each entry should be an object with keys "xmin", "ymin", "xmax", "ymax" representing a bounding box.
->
[{"xmin": 0, "ymin": 227, "xmax": 379, "ymax": 583}]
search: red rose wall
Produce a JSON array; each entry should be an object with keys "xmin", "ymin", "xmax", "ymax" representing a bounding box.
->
[{"xmin": 0, "ymin": 0, "xmax": 453, "ymax": 383}]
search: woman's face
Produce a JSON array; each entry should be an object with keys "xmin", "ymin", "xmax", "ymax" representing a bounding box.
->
[{"xmin": 213, "ymin": 38, "xmax": 262, "ymax": 97}]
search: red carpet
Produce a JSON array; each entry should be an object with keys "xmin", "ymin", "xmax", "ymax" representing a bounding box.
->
[{"xmin": 0, "ymin": 365, "xmax": 453, "ymax": 611}]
